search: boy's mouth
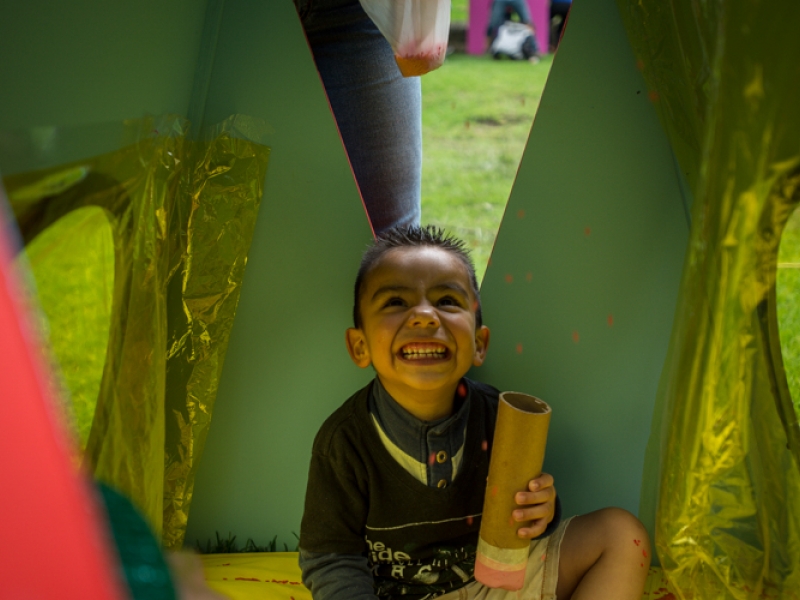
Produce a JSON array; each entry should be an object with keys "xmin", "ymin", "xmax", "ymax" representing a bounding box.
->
[{"xmin": 400, "ymin": 342, "xmax": 448, "ymax": 360}]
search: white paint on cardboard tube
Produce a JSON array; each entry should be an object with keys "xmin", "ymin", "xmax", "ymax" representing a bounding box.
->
[{"xmin": 474, "ymin": 392, "xmax": 551, "ymax": 590}]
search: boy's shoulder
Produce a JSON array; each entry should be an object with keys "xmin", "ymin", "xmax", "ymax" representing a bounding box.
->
[
  {"xmin": 310, "ymin": 378, "xmax": 500, "ymax": 456},
  {"xmin": 466, "ymin": 377, "xmax": 501, "ymax": 405},
  {"xmin": 311, "ymin": 381, "xmax": 373, "ymax": 456}
]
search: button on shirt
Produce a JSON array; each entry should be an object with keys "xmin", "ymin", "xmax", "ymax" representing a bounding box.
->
[{"xmin": 368, "ymin": 378, "xmax": 469, "ymax": 487}]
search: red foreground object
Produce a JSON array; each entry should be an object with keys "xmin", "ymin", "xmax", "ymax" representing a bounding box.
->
[{"xmin": 0, "ymin": 192, "xmax": 124, "ymax": 598}]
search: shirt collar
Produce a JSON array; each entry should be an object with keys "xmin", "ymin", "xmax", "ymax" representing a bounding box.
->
[{"xmin": 368, "ymin": 377, "xmax": 470, "ymax": 464}]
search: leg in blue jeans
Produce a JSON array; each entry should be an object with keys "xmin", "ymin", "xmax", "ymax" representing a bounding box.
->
[{"xmin": 295, "ymin": 0, "xmax": 422, "ymax": 235}]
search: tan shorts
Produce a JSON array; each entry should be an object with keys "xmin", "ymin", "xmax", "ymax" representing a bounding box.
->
[{"xmin": 438, "ymin": 517, "xmax": 573, "ymax": 600}]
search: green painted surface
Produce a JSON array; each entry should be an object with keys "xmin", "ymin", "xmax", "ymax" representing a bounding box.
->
[
  {"xmin": 0, "ymin": 0, "xmax": 691, "ymax": 550},
  {"xmin": 183, "ymin": 0, "xmax": 373, "ymax": 549},
  {"xmin": 476, "ymin": 0, "xmax": 689, "ymax": 538},
  {"xmin": 0, "ymin": 0, "xmax": 373, "ymax": 548},
  {"xmin": 0, "ymin": 1, "xmax": 208, "ymax": 174}
]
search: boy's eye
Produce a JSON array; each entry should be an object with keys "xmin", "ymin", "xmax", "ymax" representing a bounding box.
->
[
  {"xmin": 437, "ymin": 296, "xmax": 462, "ymax": 308},
  {"xmin": 384, "ymin": 297, "xmax": 406, "ymax": 308}
]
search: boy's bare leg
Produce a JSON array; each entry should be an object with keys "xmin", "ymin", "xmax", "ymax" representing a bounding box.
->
[{"xmin": 556, "ymin": 507, "xmax": 651, "ymax": 600}]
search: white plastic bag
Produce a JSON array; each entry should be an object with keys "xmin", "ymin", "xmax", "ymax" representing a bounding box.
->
[
  {"xmin": 359, "ymin": 0, "xmax": 452, "ymax": 77},
  {"xmin": 490, "ymin": 22, "xmax": 538, "ymax": 61}
]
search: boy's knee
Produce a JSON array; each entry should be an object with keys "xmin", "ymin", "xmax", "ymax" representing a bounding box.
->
[{"xmin": 594, "ymin": 507, "xmax": 651, "ymax": 557}]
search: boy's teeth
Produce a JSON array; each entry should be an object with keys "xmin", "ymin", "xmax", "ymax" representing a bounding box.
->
[{"xmin": 402, "ymin": 345, "xmax": 446, "ymax": 359}]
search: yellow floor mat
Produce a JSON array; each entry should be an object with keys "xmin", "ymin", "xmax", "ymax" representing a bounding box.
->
[
  {"xmin": 201, "ymin": 553, "xmax": 676, "ymax": 600},
  {"xmin": 642, "ymin": 566, "xmax": 677, "ymax": 599},
  {"xmin": 202, "ymin": 552, "xmax": 311, "ymax": 600}
]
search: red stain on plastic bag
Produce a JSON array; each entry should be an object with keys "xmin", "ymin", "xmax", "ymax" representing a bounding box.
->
[{"xmin": 395, "ymin": 52, "xmax": 442, "ymax": 77}]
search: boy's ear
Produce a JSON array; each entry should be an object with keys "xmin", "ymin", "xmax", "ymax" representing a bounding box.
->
[
  {"xmin": 346, "ymin": 328, "xmax": 372, "ymax": 368},
  {"xmin": 473, "ymin": 325, "xmax": 490, "ymax": 366}
]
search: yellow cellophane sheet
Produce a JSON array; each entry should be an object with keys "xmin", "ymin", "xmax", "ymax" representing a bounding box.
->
[
  {"xmin": 5, "ymin": 114, "xmax": 270, "ymax": 550},
  {"xmin": 616, "ymin": 0, "xmax": 800, "ymax": 598}
]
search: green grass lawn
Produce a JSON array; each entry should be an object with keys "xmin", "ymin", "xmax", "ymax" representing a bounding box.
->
[
  {"xmin": 451, "ymin": 0, "xmax": 468, "ymax": 23},
  {"xmin": 421, "ymin": 52, "xmax": 553, "ymax": 282},
  {"xmin": 777, "ymin": 211, "xmax": 800, "ymax": 419}
]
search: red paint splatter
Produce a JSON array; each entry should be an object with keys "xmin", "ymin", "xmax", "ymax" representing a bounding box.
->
[
  {"xmin": 481, "ymin": 440, "xmax": 488, "ymax": 451},
  {"xmin": 515, "ymin": 343, "xmax": 523, "ymax": 354},
  {"xmin": 572, "ymin": 331, "xmax": 580, "ymax": 343},
  {"xmin": 429, "ymin": 452, "xmax": 436, "ymax": 465},
  {"xmin": 517, "ymin": 209, "xmax": 525, "ymax": 219},
  {"xmin": 633, "ymin": 539, "xmax": 641, "ymax": 546},
  {"xmin": 607, "ymin": 314, "xmax": 614, "ymax": 327},
  {"xmin": 643, "ymin": 550, "xmax": 648, "ymax": 558},
  {"xmin": 467, "ymin": 516, "xmax": 474, "ymax": 526},
  {"xmin": 458, "ymin": 382, "xmax": 467, "ymax": 397},
  {"xmin": 640, "ymin": 563, "xmax": 644, "ymax": 568},
  {"xmin": 584, "ymin": 226, "xmax": 591, "ymax": 236},
  {"xmin": 491, "ymin": 486, "xmax": 498, "ymax": 497},
  {"xmin": 648, "ymin": 90, "xmax": 660, "ymax": 102},
  {"xmin": 505, "ymin": 274, "xmax": 513, "ymax": 283},
  {"xmin": 540, "ymin": 554, "xmax": 546, "ymax": 562},
  {"xmin": 526, "ymin": 272, "xmax": 532, "ymax": 282},
  {"xmin": 236, "ymin": 577, "xmax": 261, "ymax": 581}
]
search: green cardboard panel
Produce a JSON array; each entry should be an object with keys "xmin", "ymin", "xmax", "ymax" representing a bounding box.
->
[
  {"xmin": 184, "ymin": 0, "xmax": 374, "ymax": 549},
  {"xmin": 477, "ymin": 0, "xmax": 689, "ymax": 533},
  {"xmin": 0, "ymin": 0, "xmax": 208, "ymax": 174}
]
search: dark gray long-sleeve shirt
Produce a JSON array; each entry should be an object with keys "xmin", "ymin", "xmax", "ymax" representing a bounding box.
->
[{"xmin": 298, "ymin": 378, "xmax": 561, "ymax": 600}]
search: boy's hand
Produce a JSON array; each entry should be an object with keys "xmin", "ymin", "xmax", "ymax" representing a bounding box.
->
[{"xmin": 513, "ymin": 473, "xmax": 556, "ymax": 539}]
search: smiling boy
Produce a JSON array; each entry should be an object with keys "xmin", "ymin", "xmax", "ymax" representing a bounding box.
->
[{"xmin": 299, "ymin": 226, "xmax": 650, "ymax": 600}]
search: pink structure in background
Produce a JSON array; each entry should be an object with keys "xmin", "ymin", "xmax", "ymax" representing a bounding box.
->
[{"xmin": 467, "ymin": 0, "xmax": 550, "ymax": 55}]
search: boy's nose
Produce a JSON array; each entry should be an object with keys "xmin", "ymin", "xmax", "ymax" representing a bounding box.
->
[{"xmin": 409, "ymin": 305, "xmax": 440, "ymax": 328}]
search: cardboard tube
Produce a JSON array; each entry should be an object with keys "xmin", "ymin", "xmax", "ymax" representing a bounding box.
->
[{"xmin": 474, "ymin": 392, "xmax": 551, "ymax": 590}]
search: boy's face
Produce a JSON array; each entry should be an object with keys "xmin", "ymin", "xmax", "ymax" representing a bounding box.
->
[{"xmin": 346, "ymin": 246, "xmax": 490, "ymax": 413}]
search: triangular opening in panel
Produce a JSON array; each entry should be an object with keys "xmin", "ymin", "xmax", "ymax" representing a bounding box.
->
[{"xmin": 422, "ymin": 0, "xmax": 562, "ymax": 283}]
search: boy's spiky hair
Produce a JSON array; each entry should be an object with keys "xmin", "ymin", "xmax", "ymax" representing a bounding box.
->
[{"xmin": 352, "ymin": 225, "xmax": 482, "ymax": 328}]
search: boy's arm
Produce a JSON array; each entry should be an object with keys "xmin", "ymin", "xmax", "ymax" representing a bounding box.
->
[
  {"xmin": 514, "ymin": 473, "xmax": 562, "ymax": 540},
  {"xmin": 300, "ymin": 399, "xmax": 376, "ymax": 599},
  {"xmin": 299, "ymin": 549, "xmax": 377, "ymax": 600},
  {"xmin": 535, "ymin": 494, "xmax": 562, "ymax": 539}
]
